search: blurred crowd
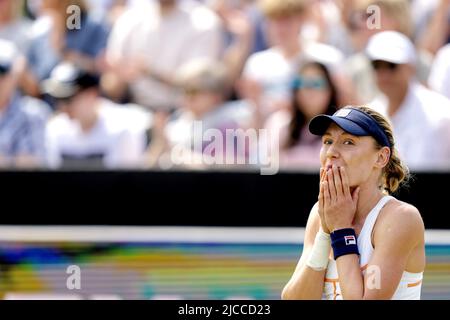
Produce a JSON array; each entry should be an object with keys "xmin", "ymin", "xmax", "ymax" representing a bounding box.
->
[{"xmin": 1, "ymin": 0, "xmax": 450, "ymax": 171}]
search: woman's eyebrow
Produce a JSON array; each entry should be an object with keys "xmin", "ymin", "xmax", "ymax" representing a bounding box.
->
[
  {"xmin": 341, "ymin": 133, "xmax": 359, "ymax": 139},
  {"xmin": 323, "ymin": 132, "xmax": 359, "ymax": 139}
]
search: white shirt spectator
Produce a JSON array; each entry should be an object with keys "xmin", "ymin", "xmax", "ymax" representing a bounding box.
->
[
  {"xmin": 410, "ymin": 0, "xmax": 440, "ymax": 40},
  {"xmin": 243, "ymin": 42, "xmax": 345, "ymax": 117},
  {"xmin": 0, "ymin": 18, "xmax": 32, "ymax": 54},
  {"xmin": 428, "ymin": 44, "xmax": 450, "ymax": 99},
  {"xmin": 371, "ymin": 81, "xmax": 450, "ymax": 170},
  {"xmin": 242, "ymin": 47, "xmax": 297, "ymax": 117},
  {"xmin": 106, "ymin": 0, "xmax": 223, "ymax": 110},
  {"xmin": 45, "ymin": 100, "xmax": 150, "ymax": 169},
  {"xmin": 166, "ymin": 100, "xmax": 253, "ymax": 148},
  {"xmin": 164, "ymin": 100, "xmax": 254, "ymax": 166}
]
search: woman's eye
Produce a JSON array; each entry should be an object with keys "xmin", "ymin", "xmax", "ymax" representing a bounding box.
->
[
  {"xmin": 323, "ymin": 140, "xmax": 332, "ymax": 145},
  {"xmin": 343, "ymin": 140, "xmax": 354, "ymax": 145}
]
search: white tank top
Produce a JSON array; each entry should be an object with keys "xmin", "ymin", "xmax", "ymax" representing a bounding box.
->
[{"xmin": 323, "ymin": 195, "xmax": 423, "ymax": 300}]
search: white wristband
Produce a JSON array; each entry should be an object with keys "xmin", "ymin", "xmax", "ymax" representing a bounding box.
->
[{"xmin": 306, "ymin": 229, "xmax": 331, "ymax": 271}]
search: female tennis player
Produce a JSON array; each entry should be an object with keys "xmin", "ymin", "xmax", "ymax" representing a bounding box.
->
[{"xmin": 282, "ymin": 105, "xmax": 425, "ymax": 300}]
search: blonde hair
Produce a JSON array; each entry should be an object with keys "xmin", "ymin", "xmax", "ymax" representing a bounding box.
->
[
  {"xmin": 259, "ymin": 0, "xmax": 309, "ymax": 18},
  {"xmin": 349, "ymin": 105, "xmax": 410, "ymax": 194},
  {"xmin": 176, "ymin": 58, "xmax": 228, "ymax": 93}
]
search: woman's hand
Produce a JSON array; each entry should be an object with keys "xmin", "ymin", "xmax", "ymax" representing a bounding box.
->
[
  {"xmin": 322, "ymin": 165, "xmax": 360, "ymax": 232},
  {"xmin": 318, "ymin": 167, "xmax": 331, "ymax": 234}
]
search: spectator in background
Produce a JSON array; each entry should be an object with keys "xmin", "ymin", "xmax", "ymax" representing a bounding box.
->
[
  {"xmin": 85, "ymin": 0, "xmax": 121, "ymax": 22},
  {"xmin": 44, "ymin": 62, "xmax": 150, "ymax": 169},
  {"xmin": 416, "ymin": 0, "xmax": 450, "ymax": 55},
  {"xmin": 24, "ymin": 0, "xmax": 110, "ymax": 98},
  {"xmin": 264, "ymin": 60, "xmax": 338, "ymax": 170},
  {"xmin": 103, "ymin": 0, "xmax": 223, "ymax": 111},
  {"xmin": 367, "ymin": 31, "xmax": 450, "ymax": 170},
  {"xmin": 208, "ymin": 0, "xmax": 268, "ymax": 54},
  {"xmin": 342, "ymin": 0, "xmax": 419, "ymax": 104},
  {"xmin": 0, "ymin": 39, "xmax": 50, "ymax": 168},
  {"xmin": 146, "ymin": 58, "xmax": 253, "ymax": 169},
  {"xmin": 347, "ymin": 0, "xmax": 413, "ymax": 53},
  {"xmin": 84, "ymin": 0, "xmax": 134, "ymax": 27},
  {"xmin": 428, "ymin": 44, "xmax": 450, "ymax": 99},
  {"xmin": 410, "ymin": 0, "xmax": 441, "ymax": 42},
  {"xmin": 239, "ymin": 0, "xmax": 309, "ymax": 126},
  {"xmin": 0, "ymin": 0, "xmax": 32, "ymax": 54},
  {"xmin": 207, "ymin": 0, "xmax": 260, "ymax": 96},
  {"xmin": 310, "ymin": 0, "xmax": 355, "ymax": 57}
]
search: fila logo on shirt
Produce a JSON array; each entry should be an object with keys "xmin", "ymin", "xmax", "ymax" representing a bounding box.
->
[{"xmin": 344, "ymin": 235, "xmax": 356, "ymax": 245}]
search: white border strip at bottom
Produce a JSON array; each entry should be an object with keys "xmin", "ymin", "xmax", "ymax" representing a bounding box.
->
[{"xmin": 0, "ymin": 226, "xmax": 449, "ymax": 245}]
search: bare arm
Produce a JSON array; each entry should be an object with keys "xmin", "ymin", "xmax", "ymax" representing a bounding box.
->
[
  {"xmin": 336, "ymin": 204, "xmax": 424, "ymax": 300},
  {"xmin": 322, "ymin": 166, "xmax": 425, "ymax": 300},
  {"xmin": 417, "ymin": 0, "xmax": 450, "ymax": 55},
  {"xmin": 281, "ymin": 202, "xmax": 327, "ymax": 300}
]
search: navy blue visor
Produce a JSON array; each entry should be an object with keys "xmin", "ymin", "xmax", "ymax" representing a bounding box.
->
[{"xmin": 309, "ymin": 107, "xmax": 391, "ymax": 148}]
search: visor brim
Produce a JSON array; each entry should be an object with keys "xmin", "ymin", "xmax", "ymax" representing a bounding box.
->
[{"xmin": 309, "ymin": 115, "xmax": 369, "ymax": 137}]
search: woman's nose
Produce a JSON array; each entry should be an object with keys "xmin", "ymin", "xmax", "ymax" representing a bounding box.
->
[{"xmin": 326, "ymin": 144, "xmax": 340, "ymax": 159}]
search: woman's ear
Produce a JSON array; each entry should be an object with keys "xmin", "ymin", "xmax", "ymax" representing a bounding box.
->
[{"xmin": 376, "ymin": 147, "xmax": 391, "ymax": 168}]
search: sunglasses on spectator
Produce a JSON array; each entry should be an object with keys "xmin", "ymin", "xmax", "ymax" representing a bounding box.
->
[
  {"xmin": 53, "ymin": 95, "xmax": 77, "ymax": 105},
  {"xmin": 0, "ymin": 64, "xmax": 11, "ymax": 76},
  {"xmin": 183, "ymin": 87, "xmax": 203, "ymax": 96},
  {"xmin": 292, "ymin": 77, "xmax": 329, "ymax": 90},
  {"xmin": 371, "ymin": 60, "xmax": 399, "ymax": 71},
  {"xmin": 184, "ymin": 87, "xmax": 219, "ymax": 96}
]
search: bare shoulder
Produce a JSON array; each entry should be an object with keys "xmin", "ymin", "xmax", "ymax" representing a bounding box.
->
[
  {"xmin": 382, "ymin": 198, "xmax": 424, "ymax": 227},
  {"xmin": 375, "ymin": 198, "xmax": 425, "ymax": 242}
]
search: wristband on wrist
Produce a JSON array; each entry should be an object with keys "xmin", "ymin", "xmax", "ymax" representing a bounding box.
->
[
  {"xmin": 330, "ymin": 228, "xmax": 359, "ymax": 260},
  {"xmin": 306, "ymin": 229, "xmax": 331, "ymax": 271}
]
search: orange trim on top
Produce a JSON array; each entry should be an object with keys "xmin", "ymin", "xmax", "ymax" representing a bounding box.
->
[
  {"xmin": 332, "ymin": 281, "xmax": 338, "ymax": 300},
  {"xmin": 407, "ymin": 280, "xmax": 422, "ymax": 288},
  {"xmin": 324, "ymin": 278, "xmax": 340, "ymax": 300}
]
